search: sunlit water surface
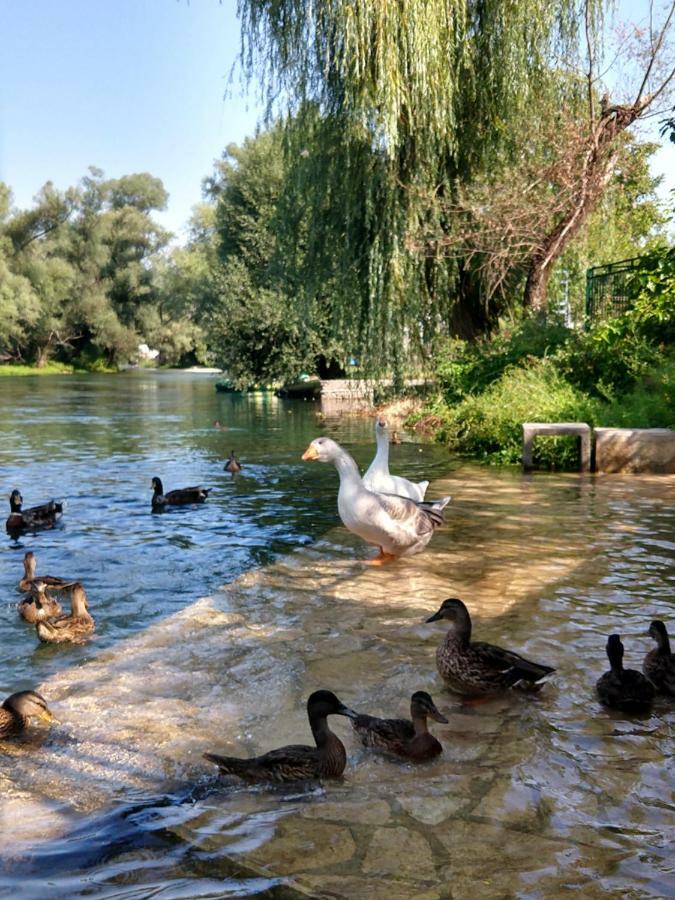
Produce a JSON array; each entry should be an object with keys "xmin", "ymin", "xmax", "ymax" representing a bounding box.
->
[{"xmin": 0, "ymin": 372, "xmax": 673, "ymax": 898}]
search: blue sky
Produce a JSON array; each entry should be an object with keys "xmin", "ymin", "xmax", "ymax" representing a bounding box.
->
[
  {"xmin": 0, "ymin": 0, "xmax": 672, "ymax": 241},
  {"xmin": 0, "ymin": 0, "xmax": 262, "ymax": 238}
]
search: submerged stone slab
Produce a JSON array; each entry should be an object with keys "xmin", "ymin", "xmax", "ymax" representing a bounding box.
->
[{"xmin": 594, "ymin": 427, "xmax": 675, "ymax": 474}]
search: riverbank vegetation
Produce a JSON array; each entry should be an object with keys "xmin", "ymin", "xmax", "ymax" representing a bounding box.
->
[{"xmin": 0, "ymin": 1, "xmax": 673, "ymax": 468}]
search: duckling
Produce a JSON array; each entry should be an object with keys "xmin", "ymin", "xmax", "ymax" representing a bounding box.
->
[
  {"xmin": 224, "ymin": 450, "xmax": 242, "ymax": 474},
  {"xmin": 203, "ymin": 690, "xmax": 357, "ymax": 783},
  {"xmin": 643, "ymin": 621, "xmax": 675, "ymax": 696},
  {"xmin": 597, "ymin": 634, "xmax": 655, "ymax": 712},
  {"xmin": 6, "ymin": 490, "xmax": 63, "ymax": 536},
  {"xmin": 362, "ymin": 417, "xmax": 428, "ymax": 501},
  {"xmin": 151, "ymin": 477, "xmax": 211, "ymax": 510},
  {"xmin": 18, "ymin": 580, "xmax": 63, "ymax": 624},
  {"xmin": 0, "ymin": 690, "xmax": 58, "ymax": 738},
  {"xmin": 352, "ymin": 691, "xmax": 448, "ymax": 761},
  {"xmin": 391, "ymin": 430, "xmax": 402, "ymax": 445},
  {"xmin": 426, "ymin": 598, "xmax": 555, "ymax": 697},
  {"xmin": 18, "ymin": 551, "xmax": 75, "ymax": 593},
  {"xmin": 302, "ymin": 437, "xmax": 449, "ymax": 564},
  {"xmin": 36, "ymin": 583, "xmax": 95, "ymax": 644}
]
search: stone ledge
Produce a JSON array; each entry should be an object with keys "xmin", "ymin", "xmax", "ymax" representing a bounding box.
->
[
  {"xmin": 594, "ymin": 427, "xmax": 675, "ymax": 474},
  {"xmin": 522, "ymin": 422, "xmax": 591, "ymax": 472}
]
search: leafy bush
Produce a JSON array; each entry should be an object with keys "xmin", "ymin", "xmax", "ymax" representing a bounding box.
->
[{"xmin": 432, "ymin": 358, "xmax": 599, "ymax": 466}]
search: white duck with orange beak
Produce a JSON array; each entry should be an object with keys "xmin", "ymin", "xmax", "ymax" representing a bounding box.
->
[{"xmin": 302, "ymin": 437, "xmax": 449, "ymax": 564}]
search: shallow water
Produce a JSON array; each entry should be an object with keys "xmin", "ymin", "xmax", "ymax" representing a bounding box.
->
[{"xmin": 1, "ymin": 374, "xmax": 674, "ymax": 898}]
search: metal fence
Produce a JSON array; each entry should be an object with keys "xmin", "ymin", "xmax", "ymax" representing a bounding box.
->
[{"xmin": 585, "ymin": 256, "xmax": 644, "ymax": 322}]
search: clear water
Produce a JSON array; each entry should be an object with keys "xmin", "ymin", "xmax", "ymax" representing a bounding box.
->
[{"xmin": 0, "ymin": 373, "xmax": 673, "ymax": 899}]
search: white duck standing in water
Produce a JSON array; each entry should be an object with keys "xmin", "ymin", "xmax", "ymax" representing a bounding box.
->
[
  {"xmin": 362, "ymin": 416, "xmax": 429, "ymax": 501},
  {"xmin": 302, "ymin": 437, "xmax": 450, "ymax": 564}
]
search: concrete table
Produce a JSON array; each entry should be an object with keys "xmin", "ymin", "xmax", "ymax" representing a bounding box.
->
[{"xmin": 522, "ymin": 422, "xmax": 591, "ymax": 472}]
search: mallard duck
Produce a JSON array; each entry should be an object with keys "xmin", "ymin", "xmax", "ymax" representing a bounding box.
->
[
  {"xmin": 643, "ymin": 621, "xmax": 675, "ymax": 696},
  {"xmin": 6, "ymin": 490, "xmax": 63, "ymax": 536},
  {"xmin": 224, "ymin": 450, "xmax": 242, "ymax": 474},
  {"xmin": 352, "ymin": 691, "xmax": 447, "ymax": 761},
  {"xmin": 426, "ymin": 598, "xmax": 555, "ymax": 697},
  {"xmin": 0, "ymin": 690, "xmax": 58, "ymax": 738},
  {"xmin": 301, "ymin": 437, "xmax": 450, "ymax": 564},
  {"xmin": 597, "ymin": 633, "xmax": 655, "ymax": 712},
  {"xmin": 362, "ymin": 417, "xmax": 428, "ymax": 501},
  {"xmin": 18, "ymin": 580, "xmax": 63, "ymax": 624},
  {"xmin": 203, "ymin": 690, "xmax": 356, "ymax": 783},
  {"xmin": 36, "ymin": 583, "xmax": 95, "ymax": 644},
  {"xmin": 18, "ymin": 551, "xmax": 75, "ymax": 593},
  {"xmin": 151, "ymin": 477, "xmax": 211, "ymax": 510}
]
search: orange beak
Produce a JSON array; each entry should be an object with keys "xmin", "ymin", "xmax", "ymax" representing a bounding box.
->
[{"xmin": 301, "ymin": 444, "xmax": 319, "ymax": 461}]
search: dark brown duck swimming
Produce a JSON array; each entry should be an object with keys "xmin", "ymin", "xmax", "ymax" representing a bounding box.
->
[
  {"xmin": 204, "ymin": 690, "xmax": 357, "ymax": 783},
  {"xmin": 6, "ymin": 490, "xmax": 63, "ymax": 536},
  {"xmin": 352, "ymin": 691, "xmax": 448, "ymax": 761},
  {"xmin": 18, "ymin": 551, "xmax": 76, "ymax": 593},
  {"xmin": 18, "ymin": 580, "xmax": 63, "ymax": 624},
  {"xmin": 224, "ymin": 450, "xmax": 242, "ymax": 474},
  {"xmin": 643, "ymin": 620, "xmax": 675, "ymax": 696},
  {"xmin": 426, "ymin": 598, "xmax": 555, "ymax": 697},
  {"xmin": 597, "ymin": 633, "xmax": 655, "ymax": 712},
  {"xmin": 36, "ymin": 583, "xmax": 95, "ymax": 644},
  {"xmin": 0, "ymin": 690, "xmax": 58, "ymax": 739},
  {"xmin": 151, "ymin": 477, "xmax": 211, "ymax": 510}
]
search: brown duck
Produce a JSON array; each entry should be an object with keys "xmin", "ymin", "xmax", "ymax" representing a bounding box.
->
[
  {"xmin": 36, "ymin": 583, "xmax": 95, "ymax": 644},
  {"xmin": 597, "ymin": 633, "xmax": 655, "ymax": 712},
  {"xmin": 6, "ymin": 490, "xmax": 63, "ymax": 536},
  {"xmin": 352, "ymin": 691, "xmax": 447, "ymax": 761},
  {"xmin": 224, "ymin": 450, "xmax": 242, "ymax": 474},
  {"xmin": 0, "ymin": 690, "xmax": 58, "ymax": 738},
  {"xmin": 427, "ymin": 598, "xmax": 555, "ymax": 697},
  {"xmin": 18, "ymin": 551, "xmax": 76, "ymax": 593},
  {"xmin": 643, "ymin": 620, "xmax": 675, "ymax": 696},
  {"xmin": 18, "ymin": 580, "xmax": 63, "ymax": 624},
  {"xmin": 151, "ymin": 477, "xmax": 211, "ymax": 510},
  {"xmin": 204, "ymin": 690, "xmax": 356, "ymax": 783}
]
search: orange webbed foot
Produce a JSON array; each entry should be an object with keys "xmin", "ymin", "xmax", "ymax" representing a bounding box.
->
[{"xmin": 364, "ymin": 548, "xmax": 398, "ymax": 567}]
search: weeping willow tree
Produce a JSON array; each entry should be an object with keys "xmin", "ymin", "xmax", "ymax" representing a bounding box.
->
[{"xmin": 235, "ymin": 0, "xmax": 606, "ymax": 372}]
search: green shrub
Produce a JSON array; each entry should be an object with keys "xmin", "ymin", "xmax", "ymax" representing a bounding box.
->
[{"xmin": 436, "ymin": 358, "xmax": 599, "ymax": 466}]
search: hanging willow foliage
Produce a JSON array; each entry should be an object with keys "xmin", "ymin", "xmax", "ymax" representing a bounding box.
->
[{"xmin": 236, "ymin": 0, "xmax": 605, "ymax": 371}]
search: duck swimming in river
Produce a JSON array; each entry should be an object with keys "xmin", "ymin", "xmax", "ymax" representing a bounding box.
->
[
  {"xmin": 362, "ymin": 416, "xmax": 428, "ymax": 501},
  {"xmin": 224, "ymin": 450, "xmax": 242, "ymax": 474},
  {"xmin": 151, "ymin": 477, "xmax": 211, "ymax": 510},
  {"xmin": 36, "ymin": 583, "xmax": 95, "ymax": 644},
  {"xmin": 301, "ymin": 437, "xmax": 449, "ymax": 564},
  {"xmin": 203, "ymin": 690, "xmax": 357, "ymax": 783},
  {"xmin": 6, "ymin": 490, "xmax": 63, "ymax": 536},
  {"xmin": 0, "ymin": 690, "xmax": 57, "ymax": 739},
  {"xmin": 597, "ymin": 633, "xmax": 655, "ymax": 712},
  {"xmin": 643, "ymin": 620, "xmax": 675, "ymax": 696},
  {"xmin": 426, "ymin": 598, "xmax": 555, "ymax": 698},
  {"xmin": 18, "ymin": 551, "xmax": 76, "ymax": 593},
  {"xmin": 352, "ymin": 691, "xmax": 447, "ymax": 761},
  {"xmin": 18, "ymin": 580, "xmax": 63, "ymax": 624}
]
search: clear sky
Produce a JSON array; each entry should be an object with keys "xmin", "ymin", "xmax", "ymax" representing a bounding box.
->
[
  {"xmin": 0, "ymin": 0, "xmax": 262, "ymax": 239},
  {"xmin": 0, "ymin": 0, "xmax": 672, "ymax": 242}
]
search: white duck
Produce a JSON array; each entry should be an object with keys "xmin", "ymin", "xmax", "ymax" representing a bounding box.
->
[
  {"xmin": 362, "ymin": 416, "xmax": 428, "ymax": 501},
  {"xmin": 302, "ymin": 437, "xmax": 450, "ymax": 564}
]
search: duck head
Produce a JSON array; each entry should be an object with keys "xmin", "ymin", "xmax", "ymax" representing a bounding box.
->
[
  {"xmin": 410, "ymin": 691, "xmax": 448, "ymax": 724},
  {"xmin": 426, "ymin": 598, "xmax": 472, "ymax": 641},
  {"xmin": 648, "ymin": 620, "xmax": 670, "ymax": 651},
  {"xmin": 301, "ymin": 437, "xmax": 342, "ymax": 463},
  {"xmin": 151, "ymin": 477, "xmax": 164, "ymax": 495},
  {"xmin": 306, "ymin": 689, "xmax": 357, "ymax": 720},
  {"xmin": 605, "ymin": 634, "xmax": 625, "ymax": 670},
  {"xmin": 3, "ymin": 690, "xmax": 58, "ymax": 724},
  {"xmin": 71, "ymin": 583, "xmax": 89, "ymax": 615},
  {"xmin": 9, "ymin": 490, "xmax": 22, "ymax": 512},
  {"xmin": 23, "ymin": 551, "xmax": 36, "ymax": 578}
]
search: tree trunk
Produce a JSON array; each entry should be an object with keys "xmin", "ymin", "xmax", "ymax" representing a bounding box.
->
[
  {"xmin": 35, "ymin": 346, "xmax": 51, "ymax": 368},
  {"xmin": 523, "ymin": 101, "xmax": 647, "ymax": 312}
]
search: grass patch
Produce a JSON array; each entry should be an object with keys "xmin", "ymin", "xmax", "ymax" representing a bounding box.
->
[{"xmin": 0, "ymin": 362, "xmax": 77, "ymax": 376}]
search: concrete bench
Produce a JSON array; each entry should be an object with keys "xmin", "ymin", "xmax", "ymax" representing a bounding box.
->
[
  {"xmin": 522, "ymin": 422, "xmax": 591, "ymax": 472},
  {"xmin": 595, "ymin": 427, "xmax": 675, "ymax": 474}
]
